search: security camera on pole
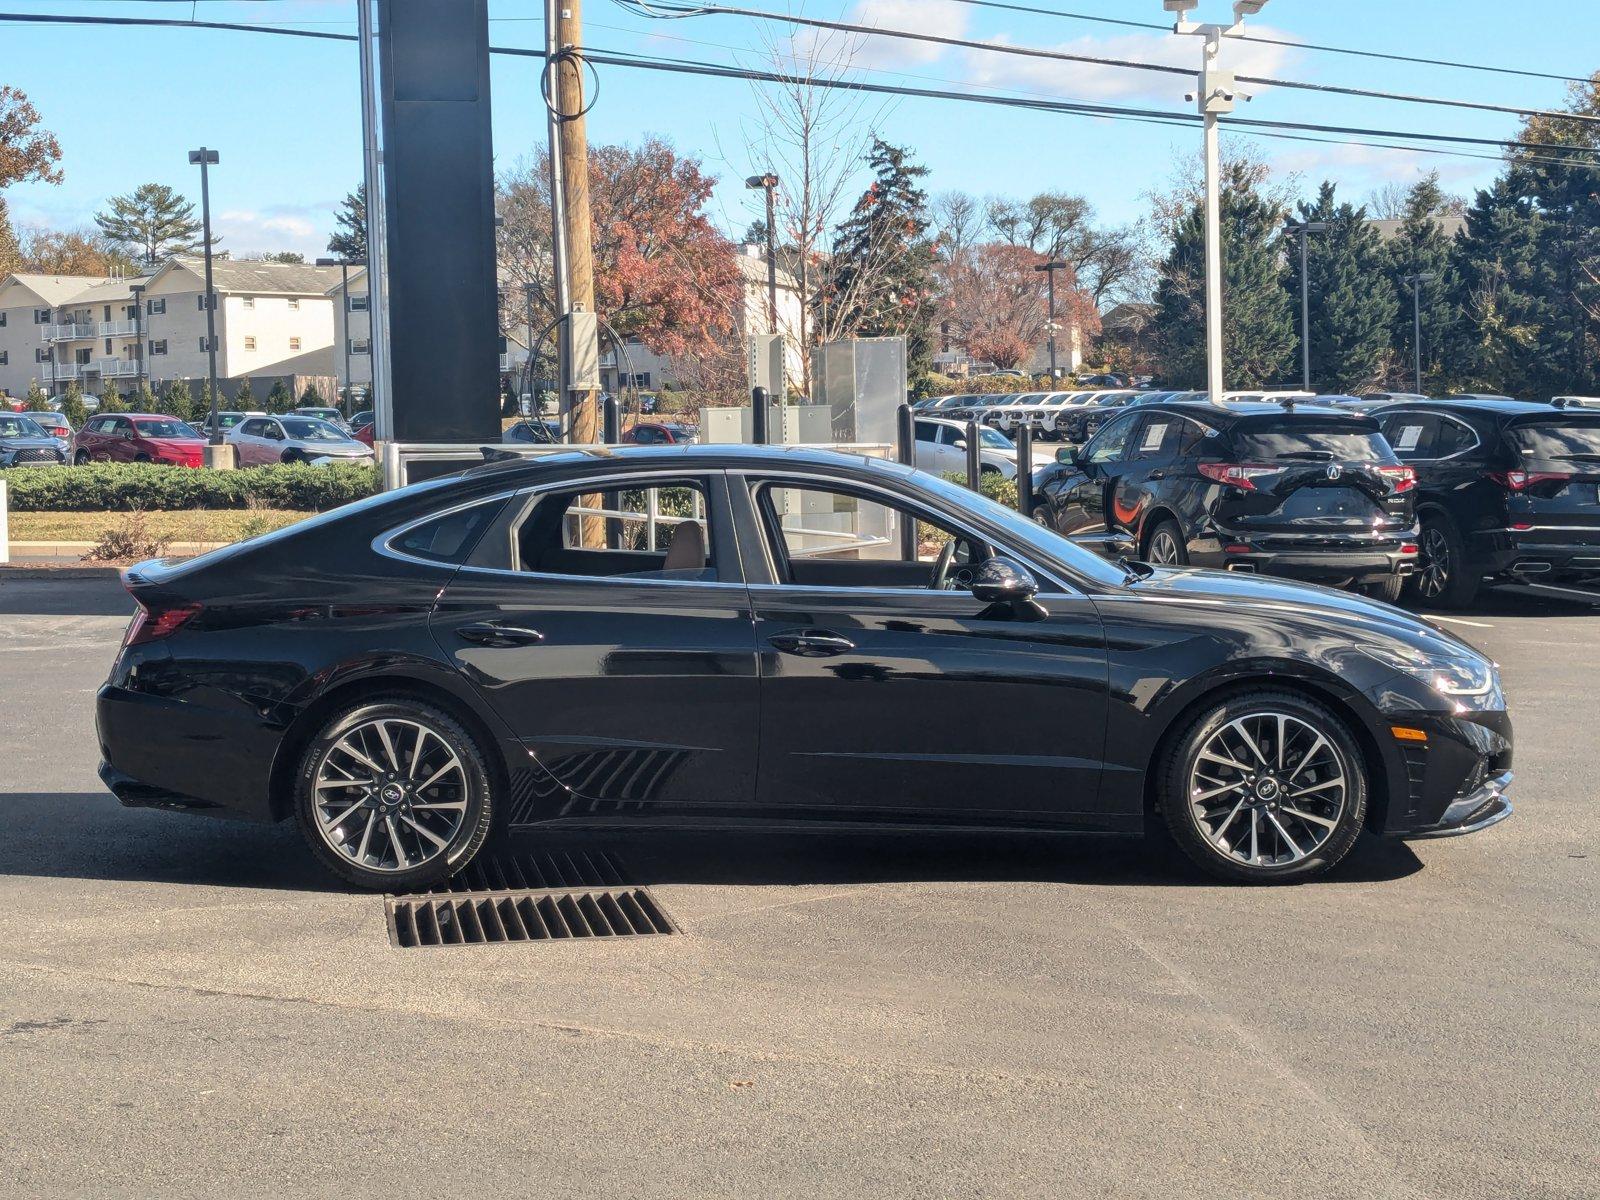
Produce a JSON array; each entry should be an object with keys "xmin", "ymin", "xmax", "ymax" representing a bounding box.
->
[{"xmin": 1166, "ymin": 0, "xmax": 1266, "ymax": 401}]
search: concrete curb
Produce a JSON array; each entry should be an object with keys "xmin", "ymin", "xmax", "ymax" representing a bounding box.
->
[{"xmin": 0, "ymin": 564, "xmax": 124, "ymax": 580}]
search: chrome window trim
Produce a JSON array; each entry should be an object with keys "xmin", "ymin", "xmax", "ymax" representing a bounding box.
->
[
  {"xmin": 373, "ymin": 488, "xmax": 525, "ymax": 570},
  {"xmin": 730, "ymin": 467, "xmax": 1086, "ymax": 598}
]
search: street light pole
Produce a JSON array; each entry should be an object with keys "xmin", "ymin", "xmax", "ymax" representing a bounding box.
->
[
  {"xmin": 187, "ymin": 147, "xmax": 221, "ymax": 445},
  {"xmin": 1403, "ymin": 272, "xmax": 1437, "ymax": 395},
  {"xmin": 746, "ymin": 173, "xmax": 781, "ymax": 334},
  {"xmin": 1285, "ymin": 220, "xmax": 1328, "ymax": 392},
  {"xmin": 1169, "ymin": 0, "xmax": 1269, "ymax": 399},
  {"xmin": 1034, "ymin": 260, "xmax": 1068, "ymax": 378}
]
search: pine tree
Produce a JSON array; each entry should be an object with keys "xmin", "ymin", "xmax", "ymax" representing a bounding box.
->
[
  {"xmin": 327, "ymin": 185, "xmax": 368, "ymax": 261},
  {"xmin": 299, "ymin": 382, "xmax": 324, "ymax": 407},
  {"xmin": 97, "ymin": 378, "xmax": 122, "ymax": 415},
  {"xmin": 1154, "ymin": 162, "xmax": 1296, "ymax": 389},
  {"xmin": 827, "ymin": 139, "xmax": 940, "ymax": 380},
  {"xmin": 127, "ymin": 381, "xmax": 156, "ymax": 413},
  {"xmin": 0, "ymin": 196, "xmax": 21, "ymax": 278},
  {"xmin": 1284, "ymin": 182, "xmax": 1397, "ymax": 393},
  {"xmin": 1449, "ymin": 178, "xmax": 1553, "ymax": 396},
  {"xmin": 159, "ymin": 379, "xmax": 194, "ymax": 422},
  {"xmin": 234, "ymin": 377, "xmax": 256, "ymax": 411},
  {"xmin": 94, "ymin": 183, "xmax": 208, "ymax": 264},
  {"xmin": 24, "ymin": 380, "xmax": 49, "ymax": 411},
  {"xmin": 59, "ymin": 381, "xmax": 87, "ymax": 425},
  {"xmin": 266, "ymin": 379, "xmax": 296, "ymax": 414},
  {"xmin": 1383, "ymin": 173, "xmax": 1461, "ymax": 393}
]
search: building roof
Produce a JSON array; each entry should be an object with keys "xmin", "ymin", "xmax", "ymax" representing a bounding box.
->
[
  {"xmin": 1099, "ymin": 302, "xmax": 1156, "ymax": 334},
  {"xmin": 1368, "ymin": 216, "xmax": 1466, "ymax": 242},
  {"xmin": 0, "ymin": 273, "xmax": 113, "ymax": 307},
  {"xmin": 152, "ymin": 257, "xmax": 345, "ymax": 296}
]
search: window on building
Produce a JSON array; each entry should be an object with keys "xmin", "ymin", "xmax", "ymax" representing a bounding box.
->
[
  {"xmin": 352, "ymin": 339, "xmax": 371, "ymax": 355},
  {"xmin": 124, "ymin": 305, "xmax": 136, "ymax": 320},
  {"xmin": 288, "ymin": 299, "xmax": 301, "ymax": 311},
  {"xmin": 242, "ymin": 296, "xmax": 255, "ymax": 309},
  {"xmin": 0, "ymin": 351, "xmax": 8, "ymax": 366},
  {"xmin": 75, "ymin": 348, "xmax": 92, "ymax": 366},
  {"xmin": 349, "ymin": 294, "xmax": 369, "ymax": 312},
  {"xmin": 105, "ymin": 339, "xmax": 113, "ymax": 354},
  {"xmin": 35, "ymin": 348, "xmax": 51, "ymax": 363},
  {"xmin": 0, "ymin": 312, "xmax": 8, "ymax": 327},
  {"xmin": 244, "ymin": 336, "xmax": 257, "ymax": 351},
  {"xmin": 149, "ymin": 340, "xmax": 168, "ymax": 356},
  {"xmin": 103, "ymin": 305, "xmax": 112, "ymax": 321},
  {"xmin": 34, "ymin": 309, "xmax": 50, "ymax": 324},
  {"xmin": 147, "ymin": 299, "xmax": 166, "ymax": 316},
  {"xmin": 197, "ymin": 295, "xmax": 206, "ymax": 310},
  {"xmin": 289, "ymin": 337, "xmax": 302, "ymax": 351}
]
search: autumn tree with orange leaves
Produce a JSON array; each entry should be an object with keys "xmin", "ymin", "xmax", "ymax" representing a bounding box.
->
[
  {"xmin": 939, "ymin": 243, "xmax": 1098, "ymax": 371},
  {"xmin": 1, "ymin": 86, "xmax": 65, "ymax": 276}
]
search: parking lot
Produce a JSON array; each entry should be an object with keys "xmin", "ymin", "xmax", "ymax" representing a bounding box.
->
[{"xmin": 1, "ymin": 574, "xmax": 1595, "ymax": 1199}]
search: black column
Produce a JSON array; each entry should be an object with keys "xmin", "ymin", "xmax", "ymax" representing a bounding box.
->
[{"xmin": 379, "ymin": 0, "xmax": 500, "ymax": 443}]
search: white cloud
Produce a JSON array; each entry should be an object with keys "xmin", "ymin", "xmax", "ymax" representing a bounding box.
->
[
  {"xmin": 841, "ymin": 0, "xmax": 972, "ymax": 68},
  {"xmin": 215, "ymin": 205, "xmax": 334, "ymax": 258},
  {"xmin": 1264, "ymin": 141, "xmax": 1488, "ymax": 192}
]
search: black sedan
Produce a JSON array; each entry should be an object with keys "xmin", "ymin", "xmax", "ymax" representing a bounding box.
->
[{"xmin": 97, "ymin": 446, "xmax": 1512, "ymax": 889}]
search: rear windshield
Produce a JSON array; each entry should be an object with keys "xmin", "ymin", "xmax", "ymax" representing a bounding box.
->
[
  {"xmin": 1507, "ymin": 420, "xmax": 1600, "ymax": 464},
  {"xmin": 1232, "ymin": 422, "xmax": 1395, "ymax": 463}
]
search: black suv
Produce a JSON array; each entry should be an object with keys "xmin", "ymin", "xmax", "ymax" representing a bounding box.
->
[
  {"xmin": 1370, "ymin": 398, "xmax": 1600, "ymax": 605},
  {"xmin": 1031, "ymin": 401, "xmax": 1419, "ymax": 596}
]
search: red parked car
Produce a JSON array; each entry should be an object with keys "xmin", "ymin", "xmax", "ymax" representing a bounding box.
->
[
  {"xmin": 71, "ymin": 413, "xmax": 207, "ymax": 467},
  {"xmin": 621, "ymin": 421, "xmax": 697, "ymax": 445}
]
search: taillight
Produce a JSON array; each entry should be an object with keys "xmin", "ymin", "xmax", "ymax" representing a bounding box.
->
[
  {"xmin": 124, "ymin": 601, "xmax": 201, "ymax": 646},
  {"xmin": 1198, "ymin": 462, "xmax": 1276, "ymax": 491},
  {"xmin": 1378, "ymin": 465, "xmax": 1416, "ymax": 493},
  {"xmin": 1488, "ymin": 469, "xmax": 1572, "ymax": 491}
]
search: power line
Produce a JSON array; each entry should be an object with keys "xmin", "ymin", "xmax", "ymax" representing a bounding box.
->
[
  {"xmin": 2, "ymin": 9, "xmax": 1597, "ymax": 172},
  {"xmin": 938, "ymin": 0, "xmax": 1595, "ymax": 87},
  {"xmin": 608, "ymin": 0, "xmax": 1600, "ymax": 130}
]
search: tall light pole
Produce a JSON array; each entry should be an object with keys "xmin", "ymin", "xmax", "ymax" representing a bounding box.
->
[
  {"xmin": 1034, "ymin": 260, "xmax": 1069, "ymax": 378},
  {"xmin": 187, "ymin": 147, "xmax": 221, "ymax": 445},
  {"xmin": 746, "ymin": 173, "xmax": 780, "ymax": 334},
  {"xmin": 316, "ymin": 257, "xmax": 354, "ymax": 411},
  {"xmin": 1285, "ymin": 220, "xmax": 1328, "ymax": 392},
  {"xmin": 356, "ymin": 0, "xmax": 392, "ymax": 443},
  {"xmin": 1403, "ymin": 272, "xmax": 1437, "ymax": 395},
  {"xmin": 1168, "ymin": 0, "xmax": 1267, "ymax": 399}
]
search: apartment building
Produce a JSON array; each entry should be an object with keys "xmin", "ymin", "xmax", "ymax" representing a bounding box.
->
[{"xmin": 0, "ymin": 258, "xmax": 343, "ymax": 403}]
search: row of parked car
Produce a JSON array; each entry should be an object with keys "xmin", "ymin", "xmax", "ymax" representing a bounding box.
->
[
  {"xmin": 1015, "ymin": 392, "xmax": 1600, "ymax": 607},
  {"xmin": 0, "ymin": 406, "xmax": 376, "ymax": 469}
]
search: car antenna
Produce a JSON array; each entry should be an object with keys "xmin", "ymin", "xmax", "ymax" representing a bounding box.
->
[{"xmin": 1280, "ymin": 395, "xmax": 1297, "ymax": 411}]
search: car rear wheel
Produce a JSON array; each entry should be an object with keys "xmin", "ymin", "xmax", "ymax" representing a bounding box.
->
[
  {"xmin": 293, "ymin": 699, "xmax": 494, "ymax": 890},
  {"xmin": 1159, "ymin": 690, "xmax": 1367, "ymax": 883},
  {"xmin": 1144, "ymin": 519, "xmax": 1188, "ymax": 566},
  {"xmin": 1411, "ymin": 512, "xmax": 1480, "ymax": 608}
]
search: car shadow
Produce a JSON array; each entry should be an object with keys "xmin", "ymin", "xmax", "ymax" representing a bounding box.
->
[{"xmin": 0, "ymin": 791, "xmax": 1423, "ymax": 893}]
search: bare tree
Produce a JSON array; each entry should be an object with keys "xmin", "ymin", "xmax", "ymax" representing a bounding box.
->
[
  {"xmin": 741, "ymin": 18, "xmax": 883, "ymax": 397},
  {"xmin": 931, "ymin": 190, "xmax": 981, "ymax": 259}
]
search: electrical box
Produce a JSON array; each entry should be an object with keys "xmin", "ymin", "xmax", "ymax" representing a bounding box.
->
[
  {"xmin": 747, "ymin": 333, "xmax": 786, "ymax": 398},
  {"xmin": 568, "ymin": 310, "xmax": 600, "ymax": 391},
  {"xmin": 812, "ymin": 337, "xmax": 906, "ymax": 446},
  {"xmin": 700, "ymin": 404, "xmax": 833, "ymax": 445}
]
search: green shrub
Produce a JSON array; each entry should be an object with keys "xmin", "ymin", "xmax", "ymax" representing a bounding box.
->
[
  {"xmin": 938, "ymin": 469, "xmax": 1019, "ymax": 509},
  {"xmin": 0, "ymin": 461, "xmax": 379, "ymax": 513}
]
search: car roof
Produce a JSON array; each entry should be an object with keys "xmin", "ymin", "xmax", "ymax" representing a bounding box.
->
[
  {"xmin": 470, "ymin": 443, "xmax": 928, "ymax": 484},
  {"xmin": 1398, "ymin": 397, "xmax": 1589, "ymax": 420},
  {"xmin": 1149, "ymin": 400, "xmax": 1381, "ymax": 427}
]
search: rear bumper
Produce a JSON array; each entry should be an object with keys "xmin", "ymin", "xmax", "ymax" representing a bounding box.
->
[
  {"xmin": 1471, "ymin": 529, "xmax": 1600, "ymax": 579},
  {"xmin": 1192, "ymin": 529, "xmax": 1418, "ymax": 582}
]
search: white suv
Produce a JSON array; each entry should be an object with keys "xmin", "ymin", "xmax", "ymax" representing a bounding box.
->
[{"xmin": 911, "ymin": 416, "xmax": 1019, "ymax": 479}]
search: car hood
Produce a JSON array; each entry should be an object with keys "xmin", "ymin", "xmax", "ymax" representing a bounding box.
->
[
  {"xmin": 1, "ymin": 436, "xmax": 64, "ymax": 452},
  {"xmin": 1118, "ymin": 565, "xmax": 1481, "ymax": 658}
]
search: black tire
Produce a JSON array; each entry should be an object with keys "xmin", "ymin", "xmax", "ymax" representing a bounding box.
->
[
  {"xmin": 293, "ymin": 699, "xmax": 494, "ymax": 891},
  {"xmin": 1031, "ymin": 503, "xmax": 1054, "ymax": 530},
  {"xmin": 1364, "ymin": 576, "xmax": 1406, "ymax": 603},
  {"xmin": 281, "ymin": 448, "xmax": 302, "ymax": 465},
  {"xmin": 73, "ymin": 450, "xmax": 90, "ymax": 466},
  {"xmin": 133, "ymin": 454, "xmax": 151, "ymax": 463},
  {"xmin": 1143, "ymin": 518, "xmax": 1189, "ymax": 567},
  {"xmin": 1159, "ymin": 689, "xmax": 1367, "ymax": 884},
  {"xmin": 1410, "ymin": 510, "xmax": 1480, "ymax": 608}
]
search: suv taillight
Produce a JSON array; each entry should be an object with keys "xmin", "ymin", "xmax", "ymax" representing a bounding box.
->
[
  {"xmin": 1198, "ymin": 462, "xmax": 1277, "ymax": 491},
  {"xmin": 1488, "ymin": 469, "xmax": 1572, "ymax": 492},
  {"xmin": 1378, "ymin": 465, "xmax": 1416, "ymax": 493},
  {"xmin": 124, "ymin": 601, "xmax": 201, "ymax": 647}
]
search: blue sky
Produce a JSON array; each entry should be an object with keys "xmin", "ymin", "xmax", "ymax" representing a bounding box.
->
[{"xmin": 3, "ymin": 0, "xmax": 1597, "ymax": 258}]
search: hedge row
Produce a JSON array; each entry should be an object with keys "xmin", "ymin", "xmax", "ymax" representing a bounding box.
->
[{"xmin": 0, "ymin": 462, "xmax": 380, "ymax": 513}]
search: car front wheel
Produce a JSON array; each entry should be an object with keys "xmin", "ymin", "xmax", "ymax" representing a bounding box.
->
[
  {"xmin": 293, "ymin": 699, "xmax": 494, "ymax": 890},
  {"xmin": 1159, "ymin": 690, "xmax": 1367, "ymax": 883}
]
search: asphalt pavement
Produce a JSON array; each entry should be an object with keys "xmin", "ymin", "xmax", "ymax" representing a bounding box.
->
[{"xmin": 0, "ymin": 575, "xmax": 1594, "ymax": 1199}]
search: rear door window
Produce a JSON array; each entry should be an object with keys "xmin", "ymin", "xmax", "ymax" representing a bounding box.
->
[
  {"xmin": 1234, "ymin": 421, "xmax": 1396, "ymax": 464},
  {"xmin": 1379, "ymin": 413, "xmax": 1437, "ymax": 459}
]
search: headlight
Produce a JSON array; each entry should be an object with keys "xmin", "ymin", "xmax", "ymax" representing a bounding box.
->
[{"xmin": 1364, "ymin": 645, "xmax": 1496, "ymax": 697}]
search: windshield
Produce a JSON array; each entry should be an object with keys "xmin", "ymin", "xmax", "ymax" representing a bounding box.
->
[
  {"xmin": 978, "ymin": 426, "xmax": 1013, "ymax": 450},
  {"xmin": 0, "ymin": 416, "xmax": 47, "ymax": 438},
  {"xmin": 1233, "ymin": 422, "xmax": 1395, "ymax": 463},
  {"xmin": 282, "ymin": 417, "xmax": 349, "ymax": 442},
  {"xmin": 912, "ymin": 470, "xmax": 1130, "ymax": 589},
  {"xmin": 132, "ymin": 419, "xmax": 199, "ymax": 439},
  {"xmin": 1508, "ymin": 420, "xmax": 1600, "ymax": 465}
]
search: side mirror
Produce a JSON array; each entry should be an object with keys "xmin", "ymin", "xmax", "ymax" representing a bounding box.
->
[
  {"xmin": 1056, "ymin": 446, "xmax": 1081, "ymax": 466},
  {"xmin": 1106, "ymin": 533, "xmax": 1137, "ymax": 560},
  {"xmin": 953, "ymin": 439, "xmax": 967, "ymax": 450},
  {"xmin": 970, "ymin": 557, "xmax": 1039, "ymax": 604}
]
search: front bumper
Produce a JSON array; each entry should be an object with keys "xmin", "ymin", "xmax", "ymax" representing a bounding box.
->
[{"xmin": 1402, "ymin": 771, "xmax": 1514, "ymax": 839}]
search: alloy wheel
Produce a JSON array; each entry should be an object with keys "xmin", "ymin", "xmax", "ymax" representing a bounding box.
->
[
  {"xmin": 310, "ymin": 717, "xmax": 469, "ymax": 874},
  {"xmin": 1187, "ymin": 711, "xmax": 1348, "ymax": 868},
  {"xmin": 1149, "ymin": 530, "xmax": 1181, "ymax": 565},
  {"xmin": 1417, "ymin": 526, "xmax": 1450, "ymax": 600}
]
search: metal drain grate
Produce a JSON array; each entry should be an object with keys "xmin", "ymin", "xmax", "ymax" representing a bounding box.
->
[
  {"xmin": 388, "ymin": 888, "xmax": 677, "ymax": 948},
  {"xmin": 421, "ymin": 850, "xmax": 629, "ymax": 893}
]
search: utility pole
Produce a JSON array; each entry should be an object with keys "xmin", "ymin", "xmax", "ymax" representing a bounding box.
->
[
  {"xmin": 555, "ymin": 0, "xmax": 598, "ymax": 448},
  {"xmin": 1170, "ymin": 0, "xmax": 1268, "ymax": 400},
  {"xmin": 1404, "ymin": 272, "xmax": 1436, "ymax": 395},
  {"xmin": 1285, "ymin": 220, "xmax": 1328, "ymax": 392},
  {"xmin": 187, "ymin": 147, "xmax": 222, "ymax": 449},
  {"xmin": 1034, "ymin": 260, "xmax": 1068, "ymax": 379}
]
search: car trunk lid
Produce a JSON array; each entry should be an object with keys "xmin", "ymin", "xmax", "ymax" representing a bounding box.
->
[{"xmin": 1499, "ymin": 414, "xmax": 1600, "ymax": 531}]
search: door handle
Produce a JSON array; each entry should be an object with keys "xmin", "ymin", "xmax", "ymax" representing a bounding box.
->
[
  {"xmin": 768, "ymin": 629, "xmax": 856, "ymax": 657},
  {"xmin": 456, "ymin": 622, "xmax": 545, "ymax": 648}
]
